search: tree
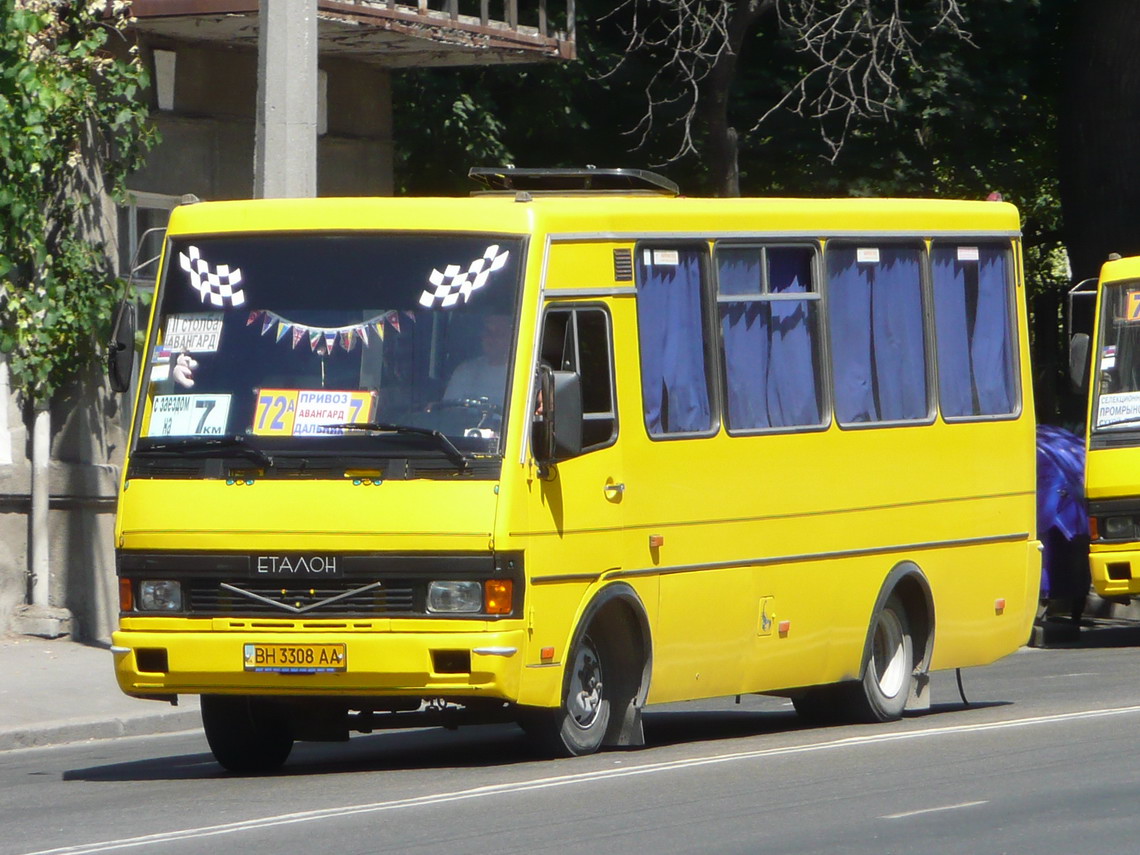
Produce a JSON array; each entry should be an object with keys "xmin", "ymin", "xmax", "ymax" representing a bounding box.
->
[
  {"xmin": 0, "ymin": 0, "xmax": 156, "ymax": 407},
  {"xmin": 596, "ymin": 0, "xmax": 968, "ymax": 195},
  {"xmin": 1059, "ymin": 0, "xmax": 1140, "ymax": 283}
]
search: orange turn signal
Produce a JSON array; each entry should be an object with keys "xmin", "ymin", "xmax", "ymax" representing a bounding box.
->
[
  {"xmin": 485, "ymin": 579, "xmax": 513, "ymax": 614},
  {"xmin": 119, "ymin": 578, "xmax": 134, "ymax": 612}
]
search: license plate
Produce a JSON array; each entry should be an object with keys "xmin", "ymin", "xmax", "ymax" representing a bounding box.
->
[{"xmin": 243, "ymin": 643, "xmax": 346, "ymax": 673}]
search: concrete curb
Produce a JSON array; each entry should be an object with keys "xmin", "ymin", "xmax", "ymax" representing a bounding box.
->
[
  {"xmin": 0, "ymin": 707, "xmax": 202, "ymax": 752},
  {"xmin": 0, "ymin": 707, "xmax": 201, "ymax": 752}
]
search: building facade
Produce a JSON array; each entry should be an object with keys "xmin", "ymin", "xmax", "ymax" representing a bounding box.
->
[{"xmin": 0, "ymin": 1, "xmax": 575, "ymax": 641}]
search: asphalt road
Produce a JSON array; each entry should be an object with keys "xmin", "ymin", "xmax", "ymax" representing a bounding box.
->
[{"xmin": 5, "ymin": 628, "xmax": 1140, "ymax": 855}]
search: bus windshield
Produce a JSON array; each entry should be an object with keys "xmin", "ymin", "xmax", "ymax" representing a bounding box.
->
[
  {"xmin": 1092, "ymin": 280, "xmax": 1140, "ymax": 433},
  {"xmin": 132, "ymin": 232, "xmax": 524, "ymax": 467}
]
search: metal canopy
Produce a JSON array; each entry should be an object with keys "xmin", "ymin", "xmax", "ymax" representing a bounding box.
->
[{"xmin": 129, "ymin": 1, "xmax": 575, "ymax": 68}]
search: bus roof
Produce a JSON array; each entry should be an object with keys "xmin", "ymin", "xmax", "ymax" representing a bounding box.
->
[
  {"xmin": 165, "ymin": 194, "xmax": 1022, "ymax": 240},
  {"xmin": 1099, "ymin": 254, "xmax": 1140, "ymax": 284}
]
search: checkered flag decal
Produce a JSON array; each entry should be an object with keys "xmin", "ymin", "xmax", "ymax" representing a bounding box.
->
[
  {"xmin": 179, "ymin": 245, "xmax": 245, "ymax": 308},
  {"xmin": 419, "ymin": 245, "xmax": 509, "ymax": 309}
]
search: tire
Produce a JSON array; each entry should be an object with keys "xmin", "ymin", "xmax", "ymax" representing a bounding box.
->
[
  {"xmin": 523, "ymin": 632, "xmax": 612, "ymax": 757},
  {"xmin": 201, "ymin": 695, "xmax": 294, "ymax": 773},
  {"xmin": 793, "ymin": 594, "xmax": 913, "ymax": 725},
  {"xmin": 848, "ymin": 593, "xmax": 913, "ymax": 722}
]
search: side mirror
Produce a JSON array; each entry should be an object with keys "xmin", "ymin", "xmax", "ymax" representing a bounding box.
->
[
  {"xmin": 534, "ymin": 366, "xmax": 583, "ymax": 472},
  {"xmin": 1069, "ymin": 332, "xmax": 1090, "ymax": 395},
  {"xmin": 107, "ymin": 298, "xmax": 137, "ymax": 393}
]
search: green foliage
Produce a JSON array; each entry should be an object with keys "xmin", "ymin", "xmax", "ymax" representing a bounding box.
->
[
  {"xmin": 393, "ymin": 72, "xmax": 513, "ymax": 195},
  {"xmin": 0, "ymin": 0, "xmax": 157, "ymax": 405}
]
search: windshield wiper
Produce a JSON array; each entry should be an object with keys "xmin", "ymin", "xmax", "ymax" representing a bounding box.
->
[
  {"xmin": 325, "ymin": 422, "xmax": 470, "ymax": 471},
  {"xmin": 136, "ymin": 435, "xmax": 273, "ymax": 468}
]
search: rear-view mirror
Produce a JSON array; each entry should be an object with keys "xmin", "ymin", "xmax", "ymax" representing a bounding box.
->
[
  {"xmin": 1069, "ymin": 332, "xmax": 1090, "ymax": 396},
  {"xmin": 107, "ymin": 298, "xmax": 137, "ymax": 393},
  {"xmin": 534, "ymin": 366, "xmax": 583, "ymax": 473}
]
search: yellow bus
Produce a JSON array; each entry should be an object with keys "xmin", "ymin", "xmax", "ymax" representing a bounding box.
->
[
  {"xmin": 1072, "ymin": 254, "xmax": 1140, "ymax": 597},
  {"xmin": 108, "ymin": 168, "xmax": 1040, "ymax": 771}
]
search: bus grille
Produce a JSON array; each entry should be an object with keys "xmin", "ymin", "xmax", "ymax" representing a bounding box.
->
[{"xmin": 187, "ymin": 581, "xmax": 416, "ymax": 616}]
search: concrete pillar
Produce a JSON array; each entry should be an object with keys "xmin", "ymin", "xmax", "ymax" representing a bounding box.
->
[
  {"xmin": 30, "ymin": 405, "xmax": 49, "ymax": 607},
  {"xmin": 254, "ymin": 0, "xmax": 318, "ymax": 198}
]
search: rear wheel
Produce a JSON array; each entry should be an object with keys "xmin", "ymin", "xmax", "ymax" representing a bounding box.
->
[
  {"xmin": 201, "ymin": 695, "xmax": 294, "ymax": 773},
  {"xmin": 792, "ymin": 594, "xmax": 913, "ymax": 725},
  {"xmin": 849, "ymin": 594, "xmax": 913, "ymax": 722}
]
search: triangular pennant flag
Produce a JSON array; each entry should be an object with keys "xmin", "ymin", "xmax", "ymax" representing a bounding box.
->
[
  {"xmin": 373, "ymin": 322, "xmax": 385, "ymax": 341},
  {"xmin": 246, "ymin": 311, "xmax": 261, "ymax": 326},
  {"xmin": 309, "ymin": 330, "xmax": 320, "ymax": 352},
  {"xmin": 402, "ymin": 310, "xmax": 416, "ymax": 323},
  {"xmin": 386, "ymin": 311, "xmax": 401, "ymax": 333},
  {"xmin": 275, "ymin": 322, "xmax": 291, "ymax": 343},
  {"xmin": 341, "ymin": 330, "xmax": 355, "ymax": 352},
  {"xmin": 261, "ymin": 314, "xmax": 275, "ymax": 335},
  {"xmin": 325, "ymin": 331, "xmax": 337, "ymax": 353},
  {"xmin": 357, "ymin": 326, "xmax": 370, "ymax": 347},
  {"xmin": 292, "ymin": 327, "xmax": 304, "ymax": 349}
]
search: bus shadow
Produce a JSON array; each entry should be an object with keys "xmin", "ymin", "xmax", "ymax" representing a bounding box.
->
[
  {"xmin": 1043, "ymin": 620, "xmax": 1140, "ymax": 649},
  {"xmin": 64, "ymin": 698, "xmax": 1014, "ymax": 783}
]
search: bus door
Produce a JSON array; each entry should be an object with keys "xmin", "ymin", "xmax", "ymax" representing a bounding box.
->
[{"xmin": 523, "ymin": 304, "xmax": 624, "ymax": 661}]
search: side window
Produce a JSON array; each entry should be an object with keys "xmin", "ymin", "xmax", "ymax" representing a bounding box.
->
[
  {"xmin": 539, "ymin": 307, "xmax": 617, "ymax": 450},
  {"xmin": 716, "ymin": 245, "xmax": 824, "ymax": 431},
  {"xmin": 826, "ymin": 244, "xmax": 929, "ymax": 424},
  {"xmin": 635, "ymin": 246, "xmax": 713, "ymax": 436},
  {"xmin": 931, "ymin": 243, "xmax": 1018, "ymax": 418}
]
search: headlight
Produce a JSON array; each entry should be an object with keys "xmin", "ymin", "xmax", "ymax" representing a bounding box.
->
[
  {"xmin": 138, "ymin": 580, "xmax": 183, "ymax": 611},
  {"xmin": 1103, "ymin": 516, "xmax": 1138, "ymax": 540},
  {"xmin": 427, "ymin": 581, "xmax": 482, "ymax": 613}
]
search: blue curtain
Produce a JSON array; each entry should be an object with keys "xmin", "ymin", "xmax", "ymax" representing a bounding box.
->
[
  {"xmin": 827, "ymin": 246, "xmax": 926, "ymax": 423},
  {"xmin": 973, "ymin": 248, "xmax": 1016, "ymax": 413},
  {"xmin": 637, "ymin": 249, "xmax": 712, "ymax": 434},
  {"xmin": 932, "ymin": 248, "xmax": 973, "ymax": 417},
  {"xmin": 932, "ymin": 245, "xmax": 1016, "ymax": 417},
  {"xmin": 767, "ymin": 249, "xmax": 821, "ymax": 426},
  {"xmin": 719, "ymin": 249, "xmax": 821, "ymax": 430},
  {"xmin": 719, "ymin": 252, "xmax": 771, "ymax": 428}
]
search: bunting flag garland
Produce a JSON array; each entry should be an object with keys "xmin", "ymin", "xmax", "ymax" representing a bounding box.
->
[{"xmin": 248, "ymin": 309, "xmax": 406, "ymax": 354}]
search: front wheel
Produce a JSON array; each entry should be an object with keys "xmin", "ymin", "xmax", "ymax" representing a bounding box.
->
[
  {"xmin": 522, "ymin": 632, "xmax": 611, "ymax": 757},
  {"xmin": 201, "ymin": 695, "xmax": 294, "ymax": 773}
]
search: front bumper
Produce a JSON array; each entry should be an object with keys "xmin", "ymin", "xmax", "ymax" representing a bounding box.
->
[
  {"xmin": 111, "ymin": 627, "xmax": 527, "ymax": 700},
  {"xmin": 1090, "ymin": 546, "xmax": 1140, "ymax": 597}
]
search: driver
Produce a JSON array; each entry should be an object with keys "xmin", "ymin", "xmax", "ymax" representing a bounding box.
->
[{"xmin": 443, "ymin": 313, "xmax": 511, "ymax": 403}]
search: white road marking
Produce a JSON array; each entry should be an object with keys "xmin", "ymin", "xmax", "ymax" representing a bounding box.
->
[
  {"xmin": 21, "ymin": 703, "xmax": 1140, "ymax": 855},
  {"xmin": 1040, "ymin": 672, "xmax": 1098, "ymax": 680},
  {"xmin": 881, "ymin": 800, "xmax": 988, "ymax": 820}
]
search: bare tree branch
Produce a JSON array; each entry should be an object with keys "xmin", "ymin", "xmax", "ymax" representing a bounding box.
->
[{"xmin": 593, "ymin": 0, "xmax": 969, "ymax": 169}]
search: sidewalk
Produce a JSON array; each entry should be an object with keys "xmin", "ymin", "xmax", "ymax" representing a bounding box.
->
[{"xmin": 0, "ymin": 634, "xmax": 200, "ymax": 752}]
